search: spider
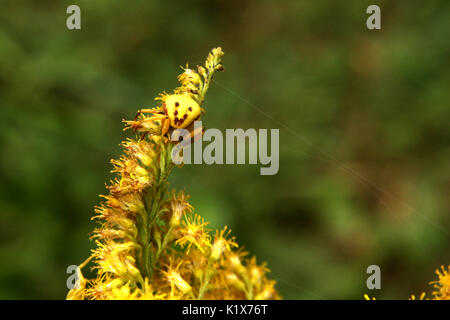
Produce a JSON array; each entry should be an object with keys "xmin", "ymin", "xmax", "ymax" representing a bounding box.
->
[{"xmin": 134, "ymin": 94, "xmax": 204, "ymax": 142}]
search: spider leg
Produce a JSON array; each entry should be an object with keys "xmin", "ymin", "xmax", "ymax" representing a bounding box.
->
[
  {"xmin": 134, "ymin": 108, "xmax": 164, "ymax": 121},
  {"xmin": 191, "ymin": 124, "xmax": 205, "ymax": 143},
  {"xmin": 161, "ymin": 118, "xmax": 171, "ymax": 136},
  {"xmin": 180, "ymin": 123, "xmax": 205, "ymax": 144}
]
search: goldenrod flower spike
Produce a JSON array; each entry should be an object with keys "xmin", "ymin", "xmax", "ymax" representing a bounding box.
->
[{"xmin": 67, "ymin": 47, "xmax": 280, "ymax": 300}]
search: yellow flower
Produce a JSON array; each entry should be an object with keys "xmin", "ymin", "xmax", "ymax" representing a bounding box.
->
[
  {"xmin": 122, "ymin": 139, "xmax": 157, "ymax": 170},
  {"xmin": 93, "ymin": 241, "xmax": 142, "ymax": 283},
  {"xmin": 227, "ymin": 250, "xmax": 248, "ymax": 276},
  {"xmin": 176, "ymin": 214, "xmax": 211, "ymax": 253},
  {"xmin": 168, "ymin": 191, "xmax": 193, "ymax": 228},
  {"xmin": 210, "ymin": 226, "xmax": 238, "ymax": 261},
  {"xmin": 162, "ymin": 261, "xmax": 193, "ymax": 297},
  {"xmin": 224, "ymin": 272, "xmax": 246, "ymax": 292}
]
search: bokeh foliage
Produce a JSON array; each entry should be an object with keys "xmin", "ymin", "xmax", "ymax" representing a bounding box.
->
[{"xmin": 0, "ymin": 0, "xmax": 449, "ymax": 299}]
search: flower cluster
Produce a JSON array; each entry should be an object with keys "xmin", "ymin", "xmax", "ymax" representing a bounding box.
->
[{"xmin": 67, "ymin": 47, "xmax": 279, "ymax": 300}]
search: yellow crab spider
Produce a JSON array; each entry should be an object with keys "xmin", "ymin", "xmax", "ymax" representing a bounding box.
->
[{"xmin": 136, "ymin": 94, "xmax": 203, "ymax": 139}]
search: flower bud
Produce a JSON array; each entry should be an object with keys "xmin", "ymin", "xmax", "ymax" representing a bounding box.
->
[{"xmin": 226, "ymin": 273, "xmax": 246, "ymax": 292}]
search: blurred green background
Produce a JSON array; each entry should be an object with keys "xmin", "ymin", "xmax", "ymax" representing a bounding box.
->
[{"xmin": 0, "ymin": 0, "xmax": 449, "ymax": 299}]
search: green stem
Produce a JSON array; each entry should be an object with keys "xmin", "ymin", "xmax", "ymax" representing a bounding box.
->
[
  {"xmin": 144, "ymin": 143, "xmax": 175, "ymax": 279},
  {"xmin": 197, "ymin": 259, "xmax": 214, "ymax": 299},
  {"xmin": 198, "ymin": 62, "xmax": 221, "ymax": 106},
  {"xmin": 137, "ymin": 200, "xmax": 150, "ymax": 280},
  {"xmin": 150, "ymin": 224, "xmax": 174, "ymax": 274}
]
